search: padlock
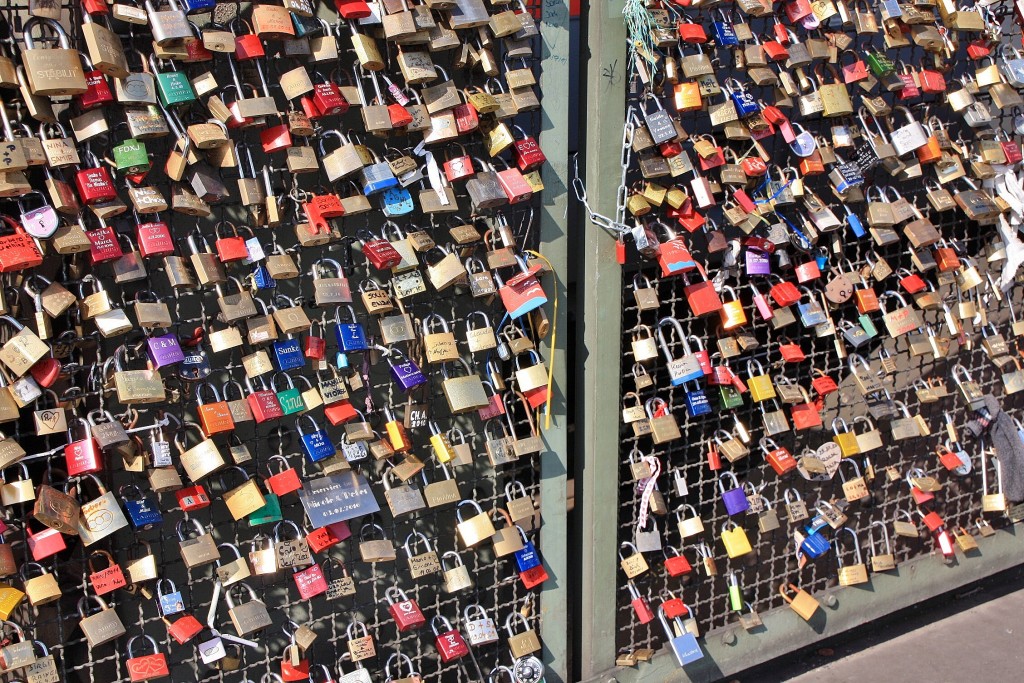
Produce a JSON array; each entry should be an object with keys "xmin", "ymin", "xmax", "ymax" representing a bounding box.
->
[
  {"xmin": 226, "ymin": 582, "xmax": 273, "ymax": 636},
  {"xmin": 78, "ymin": 595, "xmax": 126, "ymax": 647},
  {"xmin": 432, "ymin": 615, "xmax": 469, "ymax": 663},
  {"xmin": 386, "ymin": 586, "xmax": 427, "ymax": 633}
]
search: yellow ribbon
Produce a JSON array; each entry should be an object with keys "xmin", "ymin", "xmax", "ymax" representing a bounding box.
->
[{"xmin": 525, "ymin": 250, "xmax": 557, "ymax": 430}]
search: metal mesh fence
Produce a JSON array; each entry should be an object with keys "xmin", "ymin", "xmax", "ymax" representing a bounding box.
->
[
  {"xmin": 0, "ymin": 0, "xmax": 551, "ymax": 681},
  {"xmin": 611, "ymin": 3, "xmax": 1024, "ymax": 661}
]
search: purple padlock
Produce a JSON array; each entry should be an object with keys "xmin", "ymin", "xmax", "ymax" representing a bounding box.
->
[
  {"xmin": 147, "ymin": 333, "xmax": 186, "ymax": 368},
  {"xmin": 745, "ymin": 248, "xmax": 771, "ymax": 276},
  {"xmin": 388, "ymin": 349, "xmax": 427, "ymax": 391},
  {"xmin": 719, "ymin": 472, "xmax": 750, "ymax": 516}
]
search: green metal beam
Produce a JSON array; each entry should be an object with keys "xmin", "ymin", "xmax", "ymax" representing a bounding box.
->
[
  {"xmin": 537, "ymin": 0, "xmax": 572, "ymax": 678},
  {"xmin": 580, "ymin": 528, "xmax": 1024, "ymax": 683},
  {"xmin": 578, "ymin": 0, "xmax": 628, "ymax": 678}
]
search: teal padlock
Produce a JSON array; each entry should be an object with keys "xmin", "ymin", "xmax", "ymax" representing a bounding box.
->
[
  {"xmin": 272, "ymin": 372, "xmax": 307, "ymax": 415},
  {"xmin": 380, "ymin": 187, "xmax": 414, "ymax": 217},
  {"xmin": 248, "ymin": 492, "xmax": 283, "ymax": 526},
  {"xmin": 112, "ymin": 138, "xmax": 150, "ymax": 174},
  {"xmin": 150, "ymin": 55, "xmax": 195, "ymax": 107},
  {"xmin": 858, "ymin": 313, "xmax": 878, "ymax": 338}
]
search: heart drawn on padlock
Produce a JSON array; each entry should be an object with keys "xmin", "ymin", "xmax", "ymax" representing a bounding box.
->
[
  {"xmin": 798, "ymin": 442, "xmax": 841, "ymax": 481},
  {"xmin": 37, "ymin": 410, "xmax": 62, "ymax": 431}
]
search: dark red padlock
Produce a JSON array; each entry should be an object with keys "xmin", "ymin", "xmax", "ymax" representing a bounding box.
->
[
  {"xmin": 137, "ymin": 221, "xmax": 174, "ymax": 258},
  {"xmin": 247, "ymin": 386, "xmax": 285, "ymax": 423},
  {"xmin": 125, "ymin": 171, "xmax": 148, "ymax": 185},
  {"xmin": 87, "ymin": 225, "xmax": 124, "ymax": 264},
  {"xmin": 659, "ymin": 140, "xmax": 683, "ymax": 158},
  {"xmin": 78, "ymin": 70, "xmax": 114, "ymax": 110},
  {"xmin": 75, "ymin": 164, "xmax": 117, "ymax": 205},
  {"xmin": 452, "ymin": 101, "xmax": 479, "ymax": 134},
  {"xmin": 312, "ymin": 81, "xmax": 348, "ymax": 116},
  {"xmin": 630, "ymin": 594, "xmax": 655, "ymax": 624},
  {"xmin": 183, "ymin": 37, "xmax": 213, "ymax": 63},
  {"xmin": 433, "ymin": 618, "xmax": 470, "ymax": 663},
  {"xmin": 176, "ymin": 485, "xmax": 211, "ymax": 512},
  {"xmin": 387, "ymin": 588, "xmax": 427, "ymax": 632},
  {"xmin": 300, "ymin": 95, "xmax": 325, "ymax": 121},
  {"xmin": 360, "ymin": 232, "xmax": 403, "ymax": 270},
  {"xmin": 304, "ymin": 325, "xmax": 326, "ymax": 361},
  {"xmin": 65, "ymin": 418, "xmax": 102, "ymax": 475}
]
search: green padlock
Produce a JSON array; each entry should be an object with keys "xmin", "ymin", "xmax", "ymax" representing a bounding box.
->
[
  {"xmin": 719, "ymin": 385, "xmax": 744, "ymax": 410},
  {"xmin": 248, "ymin": 492, "xmax": 283, "ymax": 526},
  {"xmin": 858, "ymin": 313, "xmax": 878, "ymax": 339},
  {"xmin": 865, "ymin": 51, "xmax": 894, "ymax": 77},
  {"xmin": 150, "ymin": 54, "xmax": 195, "ymax": 107},
  {"xmin": 728, "ymin": 571, "xmax": 743, "ymax": 612},
  {"xmin": 273, "ymin": 373, "xmax": 307, "ymax": 416},
  {"xmin": 112, "ymin": 138, "xmax": 150, "ymax": 174}
]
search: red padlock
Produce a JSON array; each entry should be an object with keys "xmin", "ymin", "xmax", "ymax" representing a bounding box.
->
[
  {"xmin": 126, "ymin": 635, "xmax": 170, "ymax": 681},
  {"xmin": 387, "ymin": 587, "xmax": 427, "ymax": 632},
  {"xmin": 306, "ymin": 521, "xmax": 350, "ymax": 553},
  {"xmin": 88, "ymin": 552, "xmax": 128, "ymax": 595},
  {"xmin": 810, "ymin": 370, "xmax": 838, "ymax": 396},
  {"xmin": 706, "ymin": 444, "xmax": 722, "ymax": 471},
  {"xmin": 27, "ymin": 523, "xmax": 66, "ymax": 561},
  {"xmin": 84, "ymin": 0, "xmax": 108, "ymax": 13},
  {"xmin": 324, "ymin": 399, "xmax": 358, "ymax": 426},
  {"xmin": 166, "ymin": 614, "xmax": 204, "ymax": 644},
  {"xmin": 764, "ymin": 441, "xmax": 798, "ymax": 476},
  {"xmin": 30, "ymin": 357, "xmax": 62, "ymax": 388},
  {"xmin": 519, "ymin": 563, "xmax": 549, "ymax": 589},
  {"xmin": 304, "ymin": 323, "xmax": 326, "ymax": 360},
  {"xmin": 136, "ymin": 220, "xmax": 174, "ymax": 258},
  {"xmin": 260, "ymin": 119, "xmax": 293, "ymax": 153},
  {"xmin": 453, "ymin": 98, "xmax": 479, "ymax": 134},
  {"xmin": 444, "ymin": 146, "xmax": 475, "ymax": 182},
  {"xmin": 936, "ymin": 528, "xmax": 955, "ymax": 557},
  {"xmin": 266, "ymin": 455, "xmax": 303, "ymax": 496},
  {"xmin": 432, "ymin": 616, "xmax": 470, "ymax": 663},
  {"xmin": 293, "ymin": 563, "xmax": 328, "ymax": 600},
  {"xmin": 183, "ymin": 37, "xmax": 213, "ymax": 63},
  {"xmin": 794, "ymin": 259, "xmax": 820, "ymax": 283},
  {"xmin": 513, "ymin": 127, "xmax": 546, "ymax": 171},
  {"xmin": 311, "ymin": 193, "xmax": 345, "ymax": 218},
  {"xmin": 388, "ymin": 103, "xmax": 413, "ymax": 129},
  {"xmin": 175, "ymin": 485, "xmax": 211, "ymax": 512},
  {"xmin": 770, "ymin": 280, "xmax": 802, "ymax": 307},
  {"xmin": 75, "ymin": 159, "xmax": 117, "ymax": 205},
  {"xmin": 664, "ymin": 548, "xmax": 692, "ymax": 576},
  {"xmin": 628, "ymin": 582, "xmax": 655, "ymax": 624},
  {"xmin": 300, "ymin": 95, "xmax": 325, "ymax": 121},
  {"xmin": 359, "ymin": 230, "xmax": 403, "ymax": 270},
  {"xmin": 65, "ymin": 417, "xmax": 102, "ymax": 475},
  {"xmin": 234, "ymin": 24, "xmax": 266, "ymax": 60},
  {"xmin": 922, "ymin": 510, "xmax": 944, "ymax": 532},
  {"xmin": 78, "ymin": 68, "xmax": 115, "ymax": 110},
  {"xmin": 335, "ymin": 0, "xmax": 372, "ymax": 17},
  {"xmin": 215, "ymin": 222, "xmax": 249, "ymax": 262},
  {"xmin": 662, "ymin": 596, "xmax": 689, "ymax": 619}
]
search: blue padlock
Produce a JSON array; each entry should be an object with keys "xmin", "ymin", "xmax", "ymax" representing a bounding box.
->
[
  {"xmin": 298, "ymin": 415, "xmax": 336, "ymax": 462},
  {"xmin": 845, "ymin": 206, "xmax": 866, "ymax": 238},
  {"xmin": 177, "ymin": 344, "xmax": 212, "ymax": 382},
  {"xmin": 727, "ymin": 80, "xmax": 760, "ymax": 118},
  {"xmin": 799, "ymin": 527, "xmax": 831, "ymax": 559},
  {"xmin": 718, "ymin": 472, "xmax": 749, "ymax": 516},
  {"xmin": 814, "ymin": 249, "xmax": 828, "ymax": 271},
  {"xmin": 334, "ymin": 305, "xmax": 368, "ymax": 352},
  {"xmin": 336, "ymin": 352, "xmax": 350, "ymax": 369},
  {"xmin": 252, "ymin": 263, "xmax": 276, "ymax": 290},
  {"xmin": 273, "ymin": 334, "xmax": 305, "ymax": 371},
  {"xmin": 120, "ymin": 484, "xmax": 163, "ymax": 530},
  {"xmin": 712, "ymin": 10, "xmax": 738, "ymax": 46},
  {"xmin": 156, "ymin": 578, "xmax": 185, "ymax": 616},
  {"xmin": 387, "ymin": 348, "xmax": 427, "ymax": 391},
  {"xmin": 180, "ymin": 0, "xmax": 216, "ymax": 13},
  {"xmin": 360, "ymin": 154, "xmax": 400, "ymax": 195},
  {"xmin": 513, "ymin": 527, "xmax": 541, "ymax": 573},
  {"xmin": 380, "ymin": 187, "xmax": 415, "ymax": 217},
  {"xmin": 684, "ymin": 382, "xmax": 713, "ymax": 418},
  {"xmin": 659, "ymin": 606, "xmax": 704, "ymax": 666}
]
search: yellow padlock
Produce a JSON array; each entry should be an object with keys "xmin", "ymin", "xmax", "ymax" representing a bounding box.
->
[
  {"xmin": 721, "ymin": 521, "xmax": 752, "ymax": 558},
  {"xmin": 832, "ymin": 417, "xmax": 861, "ymax": 457},
  {"xmin": 429, "ymin": 421, "xmax": 457, "ymax": 463},
  {"xmin": 746, "ymin": 359, "xmax": 776, "ymax": 402},
  {"xmin": 719, "ymin": 286, "xmax": 748, "ymax": 330}
]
